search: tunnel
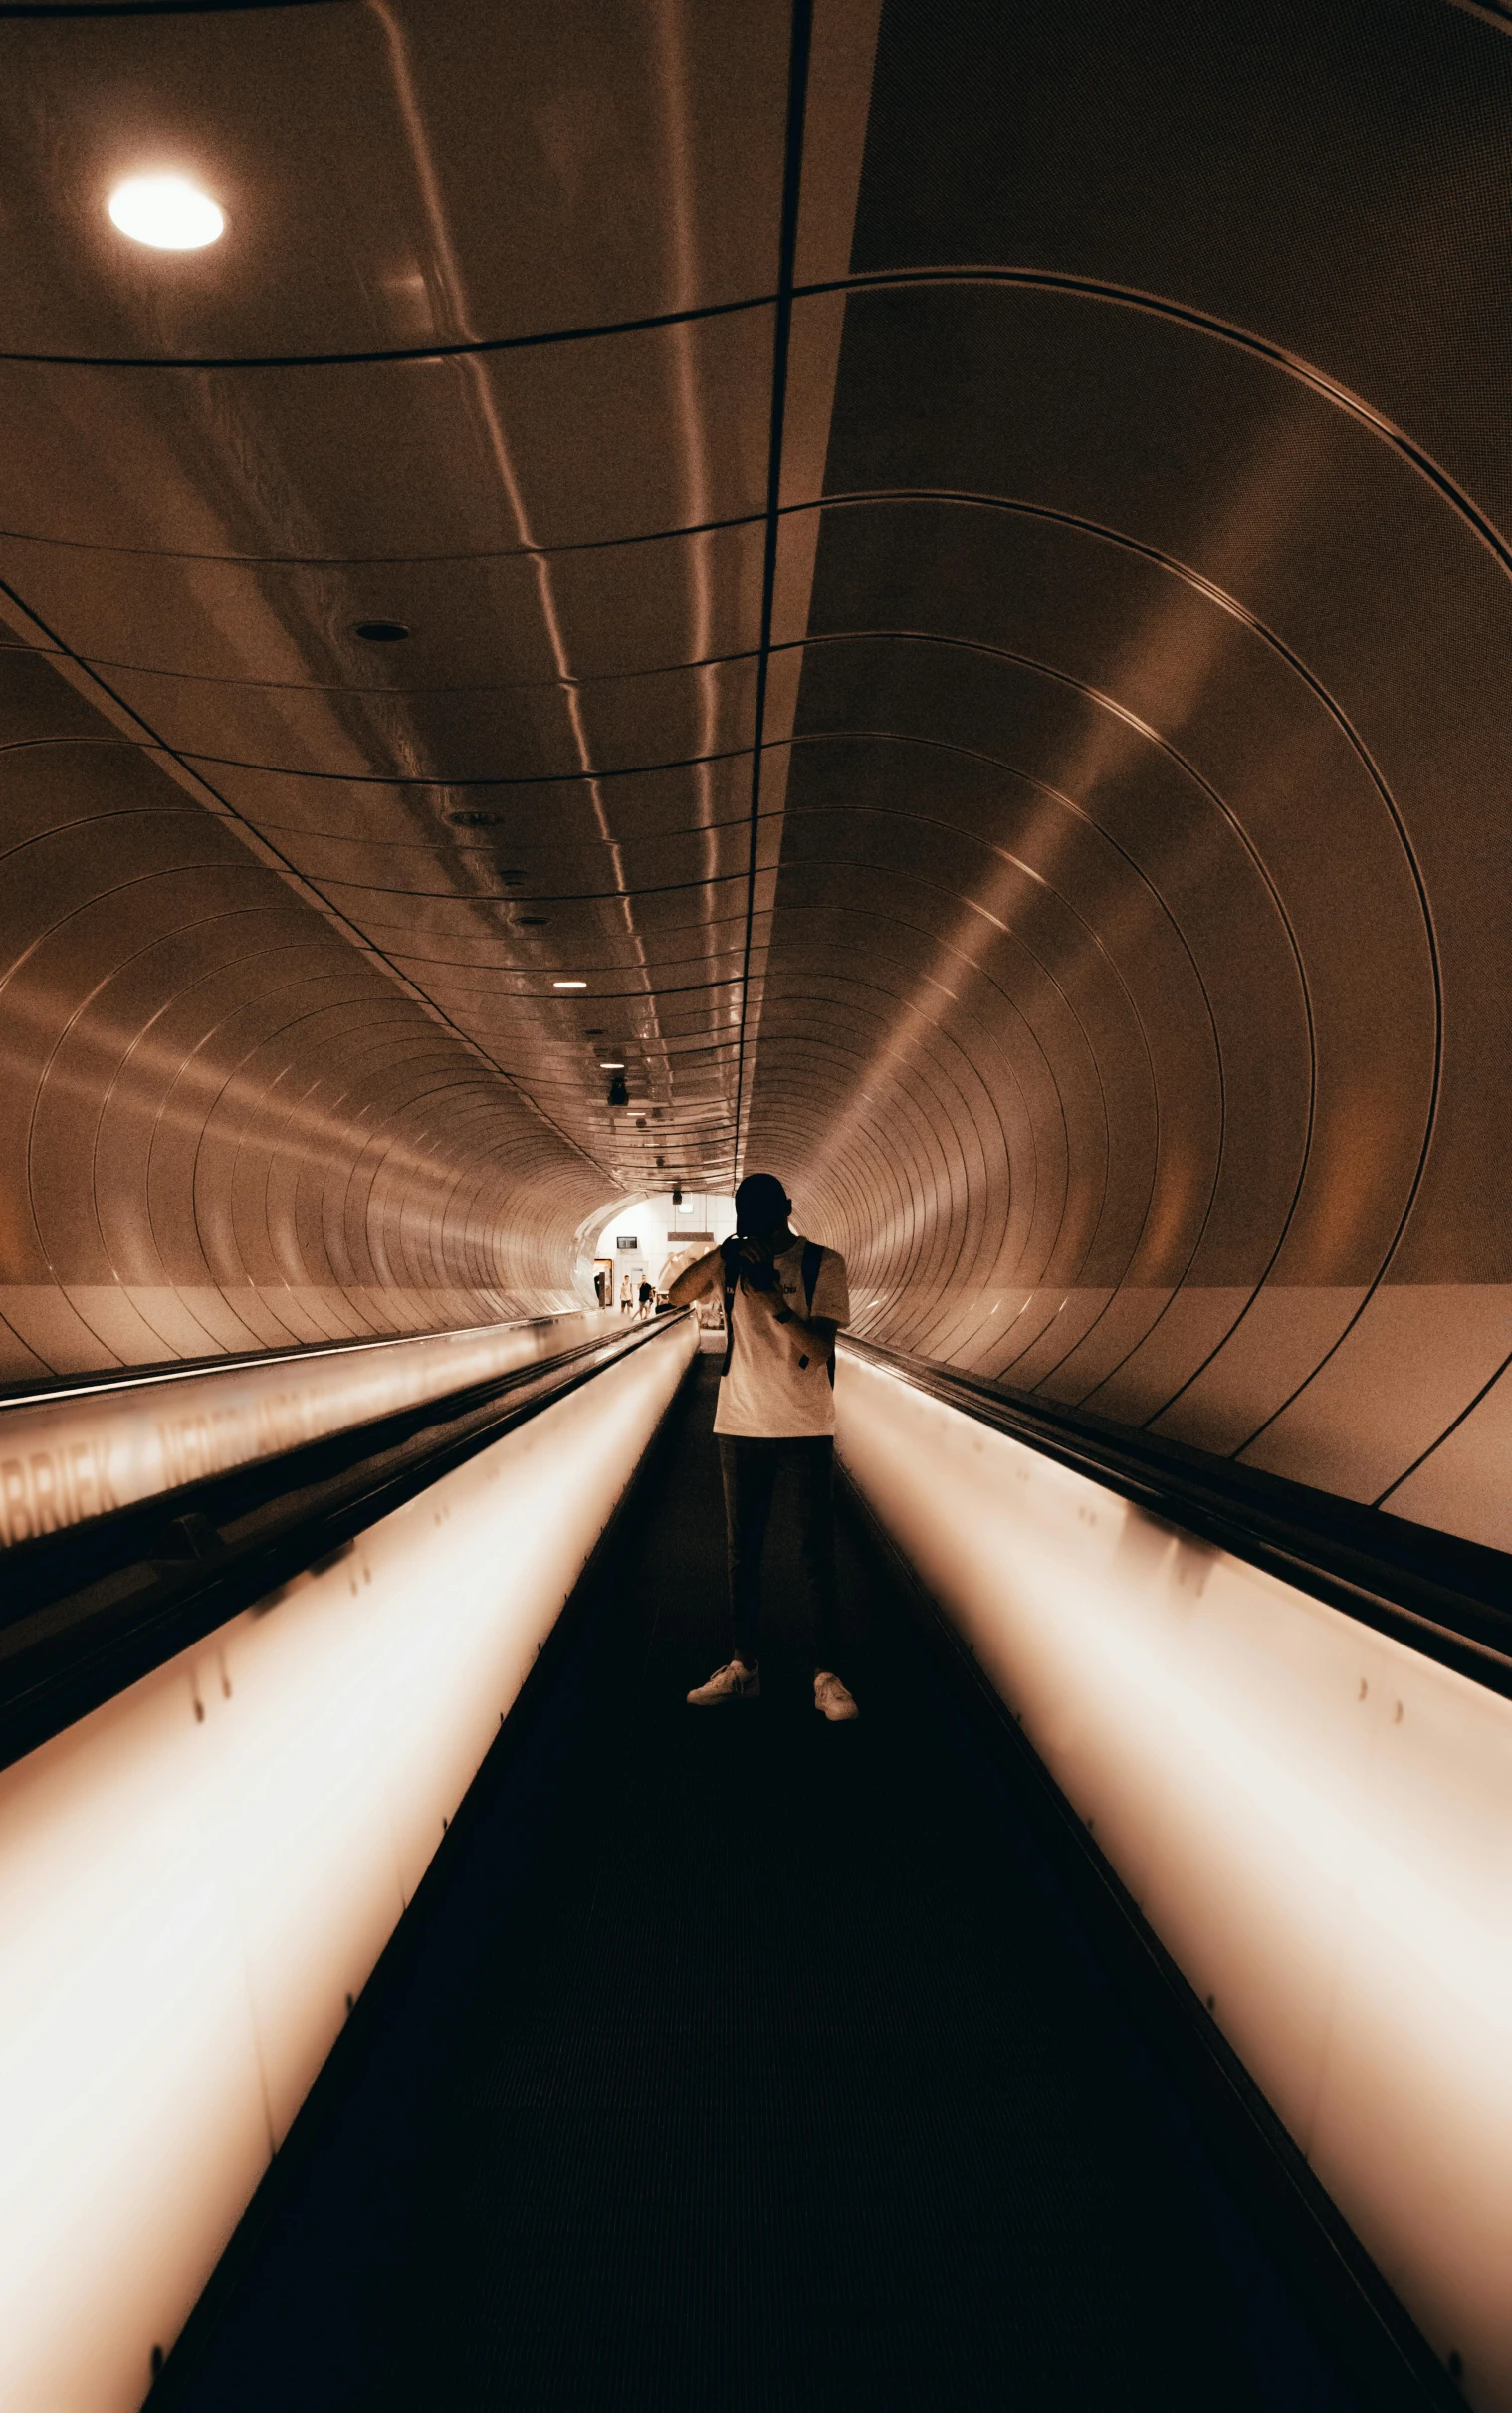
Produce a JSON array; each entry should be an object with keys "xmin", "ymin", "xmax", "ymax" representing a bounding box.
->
[{"xmin": 0, "ymin": 0, "xmax": 1508, "ymax": 2405}]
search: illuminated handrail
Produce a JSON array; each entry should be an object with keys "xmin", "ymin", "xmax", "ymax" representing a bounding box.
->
[
  {"xmin": 0, "ymin": 1311, "xmax": 693, "ymax": 1775},
  {"xmin": 840, "ymin": 1334, "xmax": 1512, "ymax": 1698},
  {"xmin": 0, "ymin": 1308, "xmax": 615, "ymax": 1552},
  {"xmin": 0, "ymin": 1310, "xmax": 582, "ymax": 1415}
]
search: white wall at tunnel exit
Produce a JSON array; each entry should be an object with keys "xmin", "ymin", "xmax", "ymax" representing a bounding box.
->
[
  {"xmin": 0, "ymin": 1313, "xmax": 696, "ymax": 2413},
  {"xmin": 834, "ymin": 1349, "xmax": 1512, "ymax": 2413}
]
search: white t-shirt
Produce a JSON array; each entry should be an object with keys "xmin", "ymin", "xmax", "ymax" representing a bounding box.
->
[{"xmin": 713, "ymin": 1238, "xmax": 850, "ymax": 1439}]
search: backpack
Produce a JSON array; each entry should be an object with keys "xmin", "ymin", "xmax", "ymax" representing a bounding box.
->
[{"xmin": 721, "ymin": 1239, "xmax": 833, "ymax": 1385}]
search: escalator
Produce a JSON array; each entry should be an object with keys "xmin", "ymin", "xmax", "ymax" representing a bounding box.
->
[{"xmin": 148, "ymin": 1353, "xmax": 1446, "ymax": 2412}]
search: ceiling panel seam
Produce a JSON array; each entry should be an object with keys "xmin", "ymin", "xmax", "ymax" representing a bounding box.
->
[
  {"xmin": 727, "ymin": 0, "xmax": 814, "ymax": 1193},
  {"xmin": 0, "ymin": 574, "xmax": 615, "ymax": 1180}
]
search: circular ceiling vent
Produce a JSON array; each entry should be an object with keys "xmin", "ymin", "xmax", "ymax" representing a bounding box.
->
[{"xmin": 352, "ymin": 619, "xmax": 410, "ymax": 643}]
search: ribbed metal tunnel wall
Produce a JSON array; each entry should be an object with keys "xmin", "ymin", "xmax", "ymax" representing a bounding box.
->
[
  {"xmin": 0, "ymin": 0, "xmax": 1508, "ymax": 1549},
  {"xmin": 750, "ymin": 0, "xmax": 1512, "ymax": 1554},
  {"xmin": 0, "ymin": 652, "xmax": 606, "ymax": 1373}
]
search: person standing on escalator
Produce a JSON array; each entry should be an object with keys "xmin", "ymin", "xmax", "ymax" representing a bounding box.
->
[{"xmin": 666, "ymin": 1172, "xmax": 859, "ymax": 1722}]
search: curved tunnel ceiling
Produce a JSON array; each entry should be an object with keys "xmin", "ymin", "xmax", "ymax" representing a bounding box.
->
[{"xmin": 0, "ymin": 0, "xmax": 1507, "ymax": 1549}]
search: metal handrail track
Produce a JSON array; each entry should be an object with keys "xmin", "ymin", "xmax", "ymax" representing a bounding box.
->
[
  {"xmin": 0, "ymin": 1311, "xmax": 692, "ymax": 1775},
  {"xmin": 840, "ymin": 1333, "xmax": 1512, "ymax": 1698}
]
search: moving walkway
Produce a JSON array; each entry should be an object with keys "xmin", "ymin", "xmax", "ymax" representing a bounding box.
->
[{"xmin": 1, "ymin": 1314, "xmax": 1497, "ymax": 2410}]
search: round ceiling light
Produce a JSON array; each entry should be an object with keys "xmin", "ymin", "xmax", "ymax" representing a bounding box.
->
[
  {"xmin": 108, "ymin": 175, "xmax": 224, "ymax": 251},
  {"xmin": 352, "ymin": 620, "xmax": 410, "ymax": 643}
]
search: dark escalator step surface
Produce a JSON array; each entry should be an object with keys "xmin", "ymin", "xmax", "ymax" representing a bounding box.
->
[{"xmin": 163, "ymin": 1360, "xmax": 1361, "ymax": 2411}]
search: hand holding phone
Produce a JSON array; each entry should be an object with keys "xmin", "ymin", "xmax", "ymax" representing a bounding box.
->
[{"xmin": 721, "ymin": 1233, "xmax": 777, "ymax": 1292}]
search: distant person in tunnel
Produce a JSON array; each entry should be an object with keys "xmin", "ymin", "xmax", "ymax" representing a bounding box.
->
[
  {"xmin": 667, "ymin": 1172, "xmax": 859, "ymax": 1721},
  {"xmin": 619, "ymin": 1272, "xmax": 633, "ymax": 1315}
]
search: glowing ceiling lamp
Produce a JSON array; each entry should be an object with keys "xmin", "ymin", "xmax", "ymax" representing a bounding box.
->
[
  {"xmin": 108, "ymin": 175, "xmax": 225, "ymax": 251},
  {"xmin": 552, "ymin": 979, "xmax": 587, "ymax": 990}
]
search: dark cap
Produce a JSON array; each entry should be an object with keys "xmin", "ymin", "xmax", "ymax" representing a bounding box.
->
[{"xmin": 734, "ymin": 1172, "xmax": 790, "ymax": 1235}]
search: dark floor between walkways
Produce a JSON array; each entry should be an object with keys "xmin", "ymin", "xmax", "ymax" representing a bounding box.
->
[{"xmin": 158, "ymin": 1354, "xmax": 1371, "ymax": 2413}]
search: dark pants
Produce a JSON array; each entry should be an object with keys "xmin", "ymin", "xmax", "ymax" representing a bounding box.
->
[{"xmin": 718, "ymin": 1434, "xmax": 840, "ymax": 1671}]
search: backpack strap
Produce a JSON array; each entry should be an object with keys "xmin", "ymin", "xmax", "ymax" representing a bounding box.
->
[
  {"xmin": 721, "ymin": 1289, "xmax": 737, "ymax": 1375},
  {"xmin": 721, "ymin": 1247, "xmax": 739, "ymax": 1376},
  {"xmin": 800, "ymin": 1240, "xmax": 838, "ymax": 1387}
]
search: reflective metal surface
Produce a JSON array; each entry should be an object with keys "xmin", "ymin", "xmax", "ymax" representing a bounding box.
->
[
  {"xmin": 0, "ymin": 1308, "xmax": 696, "ymax": 2413},
  {"xmin": 838, "ymin": 1346, "xmax": 1512, "ymax": 2407},
  {"xmin": 0, "ymin": 1307, "xmax": 610, "ymax": 1549},
  {"xmin": 0, "ymin": 0, "xmax": 1507, "ymax": 1544}
]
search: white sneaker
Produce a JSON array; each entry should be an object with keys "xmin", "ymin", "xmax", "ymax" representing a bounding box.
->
[
  {"xmin": 687, "ymin": 1658, "xmax": 760, "ymax": 1705},
  {"xmin": 814, "ymin": 1670, "xmax": 859, "ymax": 1722}
]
